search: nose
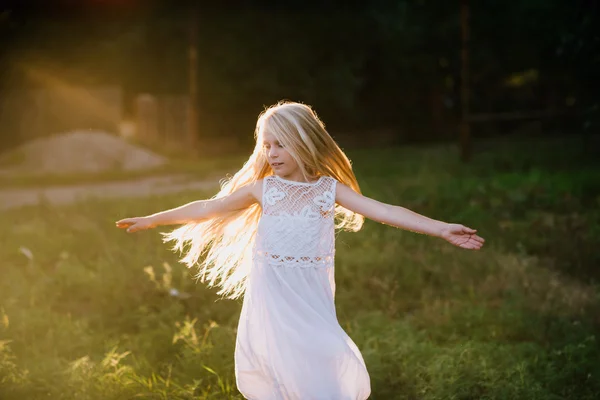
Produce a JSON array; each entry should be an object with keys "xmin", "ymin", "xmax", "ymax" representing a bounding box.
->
[{"xmin": 268, "ymin": 146, "xmax": 279, "ymax": 159}]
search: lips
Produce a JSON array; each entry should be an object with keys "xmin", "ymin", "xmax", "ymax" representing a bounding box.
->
[{"xmin": 271, "ymin": 162, "xmax": 283, "ymax": 167}]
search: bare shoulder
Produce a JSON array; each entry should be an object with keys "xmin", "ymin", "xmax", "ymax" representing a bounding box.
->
[
  {"xmin": 334, "ymin": 180, "xmax": 355, "ymax": 200},
  {"xmin": 213, "ymin": 179, "xmax": 263, "ymax": 213},
  {"xmin": 334, "ymin": 180, "xmax": 381, "ymax": 218},
  {"xmin": 248, "ymin": 179, "xmax": 265, "ymax": 204}
]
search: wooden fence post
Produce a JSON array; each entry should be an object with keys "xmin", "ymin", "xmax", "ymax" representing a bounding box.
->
[{"xmin": 135, "ymin": 94, "xmax": 159, "ymax": 144}]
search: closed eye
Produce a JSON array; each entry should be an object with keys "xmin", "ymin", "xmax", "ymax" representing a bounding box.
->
[{"xmin": 262, "ymin": 143, "xmax": 285, "ymax": 149}]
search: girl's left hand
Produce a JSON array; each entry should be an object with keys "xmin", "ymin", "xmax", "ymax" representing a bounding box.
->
[
  {"xmin": 115, "ymin": 216, "xmax": 156, "ymax": 233},
  {"xmin": 439, "ymin": 223, "xmax": 485, "ymax": 250}
]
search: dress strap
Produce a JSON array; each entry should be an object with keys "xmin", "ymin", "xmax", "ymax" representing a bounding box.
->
[
  {"xmin": 325, "ymin": 176, "xmax": 337, "ymax": 200},
  {"xmin": 260, "ymin": 175, "xmax": 271, "ymax": 208}
]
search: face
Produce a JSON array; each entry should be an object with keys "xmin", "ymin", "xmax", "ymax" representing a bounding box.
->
[{"xmin": 262, "ymin": 130, "xmax": 300, "ymax": 178}]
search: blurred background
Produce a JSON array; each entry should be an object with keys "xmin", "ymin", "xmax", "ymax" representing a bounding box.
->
[
  {"xmin": 0, "ymin": 1, "xmax": 599, "ymax": 399},
  {"xmin": 0, "ymin": 0, "xmax": 596, "ymax": 156}
]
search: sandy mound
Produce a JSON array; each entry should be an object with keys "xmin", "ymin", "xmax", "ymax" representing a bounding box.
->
[{"xmin": 0, "ymin": 130, "xmax": 168, "ymax": 174}]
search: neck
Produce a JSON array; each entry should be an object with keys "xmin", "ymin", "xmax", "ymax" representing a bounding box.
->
[{"xmin": 279, "ymin": 172, "xmax": 318, "ymax": 183}]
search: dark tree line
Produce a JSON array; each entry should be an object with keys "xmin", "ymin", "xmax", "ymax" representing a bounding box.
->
[{"xmin": 0, "ymin": 0, "xmax": 597, "ymax": 148}]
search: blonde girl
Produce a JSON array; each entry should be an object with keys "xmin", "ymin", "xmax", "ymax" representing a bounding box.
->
[{"xmin": 116, "ymin": 100, "xmax": 484, "ymax": 399}]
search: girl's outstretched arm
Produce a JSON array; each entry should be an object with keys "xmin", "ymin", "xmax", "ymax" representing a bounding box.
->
[
  {"xmin": 335, "ymin": 182, "xmax": 485, "ymax": 250},
  {"xmin": 116, "ymin": 180, "xmax": 262, "ymax": 233}
]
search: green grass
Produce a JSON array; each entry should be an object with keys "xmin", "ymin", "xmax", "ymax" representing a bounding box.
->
[{"xmin": 1, "ymin": 134, "xmax": 599, "ymax": 399}]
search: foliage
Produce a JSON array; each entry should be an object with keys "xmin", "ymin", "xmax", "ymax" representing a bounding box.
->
[{"xmin": 1, "ymin": 1, "xmax": 597, "ymax": 142}]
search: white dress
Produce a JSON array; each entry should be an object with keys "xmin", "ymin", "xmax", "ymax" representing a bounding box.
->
[{"xmin": 234, "ymin": 175, "xmax": 371, "ymax": 400}]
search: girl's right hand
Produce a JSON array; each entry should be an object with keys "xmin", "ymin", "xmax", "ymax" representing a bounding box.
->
[{"xmin": 115, "ymin": 216, "xmax": 156, "ymax": 233}]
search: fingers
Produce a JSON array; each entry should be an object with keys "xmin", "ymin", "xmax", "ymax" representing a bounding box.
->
[
  {"xmin": 462, "ymin": 226, "xmax": 485, "ymax": 245},
  {"xmin": 453, "ymin": 234, "xmax": 485, "ymax": 250},
  {"xmin": 462, "ymin": 226, "xmax": 477, "ymax": 234},
  {"xmin": 472, "ymin": 234, "xmax": 485, "ymax": 244},
  {"xmin": 460, "ymin": 241, "xmax": 481, "ymax": 250},
  {"xmin": 447, "ymin": 224, "xmax": 486, "ymax": 250},
  {"xmin": 126, "ymin": 224, "xmax": 142, "ymax": 233},
  {"xmin": 116, "ymin": 218, "xmax": 137, "ymax": 229},
  {"xmin": 464, "ymin": 236, "xmax": 484, "ymax": 250}
]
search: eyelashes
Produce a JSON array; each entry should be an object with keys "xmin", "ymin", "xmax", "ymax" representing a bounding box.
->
[{"xmin": 263, "ymin": 144, "xmax": 285, "ymax": 149}]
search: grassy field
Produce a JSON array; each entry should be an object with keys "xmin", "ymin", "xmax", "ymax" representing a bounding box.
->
[{"xmin": 1, "ymin": 134, "xmax": 599, "ymax": 399}]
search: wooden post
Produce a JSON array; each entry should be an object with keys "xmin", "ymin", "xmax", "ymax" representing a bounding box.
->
[
  {"xmin": 459, "ymin": 0, "xmax": 471, "ymax": 162},
  {"xmin": 135, "ymin": 94, "xmax": 159, "ymax": 143},
  {"xmin": 188, "ymin": 4, "xmax": 199, "ymax": 153}
]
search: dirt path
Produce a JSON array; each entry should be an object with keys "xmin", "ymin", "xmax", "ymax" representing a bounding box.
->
[{"xmin": 0, "ymin": 174, "xmax": 221, "ymax": 211}]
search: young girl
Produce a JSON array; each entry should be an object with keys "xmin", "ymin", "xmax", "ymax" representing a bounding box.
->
[{"xmin": 116, "ymin": 101, "xmax": 485, "ymax": 400}]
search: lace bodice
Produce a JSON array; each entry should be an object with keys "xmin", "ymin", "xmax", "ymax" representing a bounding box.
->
[{"xmin": 254, "ymin": 175, "xmax": 337, "ymax": 268}]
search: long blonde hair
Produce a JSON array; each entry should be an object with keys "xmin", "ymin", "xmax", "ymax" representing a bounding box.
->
[{"xmin": 162, "ymin": 100, "xmax": 364, "ymax": 300}]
